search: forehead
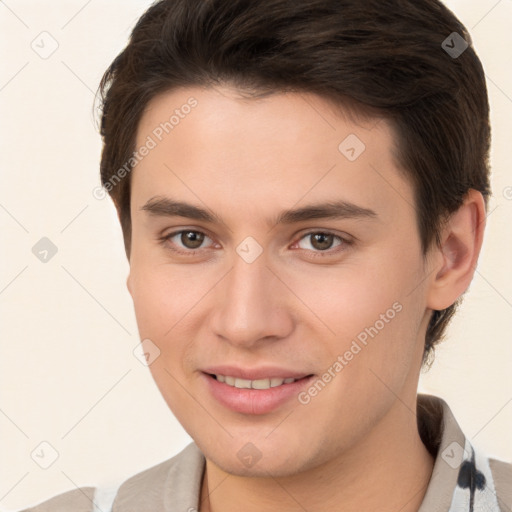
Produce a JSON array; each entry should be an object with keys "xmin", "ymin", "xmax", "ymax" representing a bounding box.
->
[{"xmin": 131, "ymin": 86, "xmax": 412, "ymax": 226}]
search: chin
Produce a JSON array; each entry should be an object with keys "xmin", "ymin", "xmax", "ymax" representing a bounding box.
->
[
  {"xmin": 196, "ymin": 433, "xmax": 321, "ymax": 478},
  {"xmin": 208, "ymin": 451, "xmax": 307, "ymax": 478}
]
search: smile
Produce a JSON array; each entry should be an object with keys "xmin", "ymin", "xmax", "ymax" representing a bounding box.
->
[
  {"xmin": 203, "ymin": 372, "xmax": 314, "ymax": 414},
  {"xmin": 212, "ymin": 374, "xmax": 299, "ymax": 389}
]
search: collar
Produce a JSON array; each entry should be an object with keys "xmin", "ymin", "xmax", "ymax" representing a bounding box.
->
[{"xmin": 417, "ymin": 393, "xmax": 503, "ymax": 512}]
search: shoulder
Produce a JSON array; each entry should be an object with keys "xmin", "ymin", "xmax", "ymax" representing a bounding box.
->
[
  {"xmin": 113, "ymin": 441, "xmax": 205, "ymax": 509},
  {"xmin": 488, "ymin": 455, "xmax": 512, "ymax": 505},
  {"xmin": 16, "ymin": 487, "xmax": 97, "ymax": 512},
  {"xmin": 15, "ymin": 442, "xmax": 204, "ymax": 512}
]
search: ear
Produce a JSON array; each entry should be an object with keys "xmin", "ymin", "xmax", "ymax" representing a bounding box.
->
[{"xmin": 426, "ymin": 189, "xmax": 486, "ymax": 311}]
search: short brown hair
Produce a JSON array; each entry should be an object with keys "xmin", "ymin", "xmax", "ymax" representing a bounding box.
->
[{"xmin": 97, "ymin": 0, "xmax": 491, "ymax": 366}]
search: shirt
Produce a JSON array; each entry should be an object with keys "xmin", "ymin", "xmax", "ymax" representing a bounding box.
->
[{"xmin": 18, "ymin": 393, "xmax": 512, "ymax": 512}]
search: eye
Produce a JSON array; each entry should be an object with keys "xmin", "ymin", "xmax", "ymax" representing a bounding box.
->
[
  {"xmin": 160, "ymin": 230, "xmax": 215, "ymax": 254},
  {"xmin": 159, "ymin": 229, "xmax": 351, "ymax": 258},
  {"xmin": 293, "ymin": 231, "xmax": 349, "ymax": 256}
]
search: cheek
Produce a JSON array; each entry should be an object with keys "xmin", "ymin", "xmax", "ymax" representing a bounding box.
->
[
  {"xmin": 129, "ymin": 266, "xmax": 204, "ymax": 414},
  {"xmin": 129, "ymin": 262, "xmax": 202, "ymax": 338},
  {"xmin": 128, "ymin": 262, "xmax": 218, "ymax": 382},
  {"xmin": 285, "ymin": 248, "xmax": 424, "ymax": 384},
  {"xmin": 282, "ymin": 250, "xmax": 416, "ymax": 335}
]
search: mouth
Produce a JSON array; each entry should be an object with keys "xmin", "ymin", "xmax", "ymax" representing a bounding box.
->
[
  {"xmin": 202, "ymin": 371, "xmax": 315, "ymax": 415},
  {"xmin": 208, "ymin": 373, "xmax": 304, "ymax": 389}
]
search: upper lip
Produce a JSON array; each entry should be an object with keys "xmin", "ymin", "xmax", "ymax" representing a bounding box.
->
[{"xmin": 202, "ymin": 365, "xmax": 312, "ymax": 380}]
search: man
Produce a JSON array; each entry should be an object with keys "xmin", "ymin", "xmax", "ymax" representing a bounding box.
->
[{"xmin": 20, "ymin": 0, "xmax": 511, "ymax": 511}]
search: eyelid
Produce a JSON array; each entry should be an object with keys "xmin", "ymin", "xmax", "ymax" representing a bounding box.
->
[{"xmin": 296, "ymin": 228, "xmax": 354, "ymax": 243}]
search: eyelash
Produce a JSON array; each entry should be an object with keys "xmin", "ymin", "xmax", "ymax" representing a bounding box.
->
[{"xmin": 158, "ymin": 229, "xmax": 352, "ymax": 259}]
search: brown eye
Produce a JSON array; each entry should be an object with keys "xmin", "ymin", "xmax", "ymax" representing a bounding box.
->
[
  {"xmin": 180, "ymin": 230, "xmax": 205, "ymax": 249},
  {"xmin": 310, "ymin": 233, "xmax": 335, "ymax": 250},
  {"xmin": 297, "ymin": 232, "xmax": 343, "ymax": 252},
  {"xmin": 161, "ymin": 230, "xmax": 213, "ymax": 254}
]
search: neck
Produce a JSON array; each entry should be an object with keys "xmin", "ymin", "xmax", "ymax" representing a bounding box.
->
[{"xmin": 199, "ymin": 394, "xmax": 435, "ymax": 512}]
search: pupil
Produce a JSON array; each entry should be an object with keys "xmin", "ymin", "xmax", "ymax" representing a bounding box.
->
[
  {"xmin": 183, "ymin": 231, "xmax": 204, "ymax": 249},
  {"xmin": 313, "ymin": 233, "xmax": 332, "ymax": 250}
]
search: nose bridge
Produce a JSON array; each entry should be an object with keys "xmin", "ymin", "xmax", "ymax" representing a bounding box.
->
[{"xmin": 211, "ymin": 246, "xmax": 290, "ymax": 346}]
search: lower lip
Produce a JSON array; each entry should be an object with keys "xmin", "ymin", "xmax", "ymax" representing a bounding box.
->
[{"xmin": 202, "ymin": 373, "xmax": 314, "ymax": 415}]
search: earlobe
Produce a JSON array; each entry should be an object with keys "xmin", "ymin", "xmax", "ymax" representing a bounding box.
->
[{"xmin": 427, "ymin": 189, "xmax": 486, "ymax": 311}]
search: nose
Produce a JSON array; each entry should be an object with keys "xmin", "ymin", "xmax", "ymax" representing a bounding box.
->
[{"xmin": 210, "ymin": 251, "xmax": 294, "ymax": 349}]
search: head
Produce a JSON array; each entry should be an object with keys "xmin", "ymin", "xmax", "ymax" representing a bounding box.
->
[{"xmin": 97, "ymin": 0, "xmax": 490, "ymax": 476}]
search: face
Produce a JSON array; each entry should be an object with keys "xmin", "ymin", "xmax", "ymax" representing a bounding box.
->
[{"xmin": 127, "ymin": 85, "xmax": 434, "ymax": 477}]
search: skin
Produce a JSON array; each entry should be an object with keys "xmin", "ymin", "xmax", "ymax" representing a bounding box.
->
[{"xmin": 126, "ymin": 85, "xmax": 486, "ymax": 512}]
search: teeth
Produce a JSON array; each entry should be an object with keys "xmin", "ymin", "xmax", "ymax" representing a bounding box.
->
[
  {"xmin": 252, "ymin": 378, "xmax": 271, "ymax": 389},
  {"xmin": 214, "ymin": 374, "xmax": 299, "ymax": 390},
  {"xmin": 234, "ymin": 378, "xmax": 252, "ymax": 389}
]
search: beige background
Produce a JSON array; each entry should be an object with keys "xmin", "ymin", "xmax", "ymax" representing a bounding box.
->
[{"xmin": 1, "ymin": 0, "xmax": 511, "ymax": 509}]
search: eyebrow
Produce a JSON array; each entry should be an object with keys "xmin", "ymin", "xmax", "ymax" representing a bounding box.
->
[{"xmin": 140, "ymin": 196, "xmax": 378, "ymax": 226}]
